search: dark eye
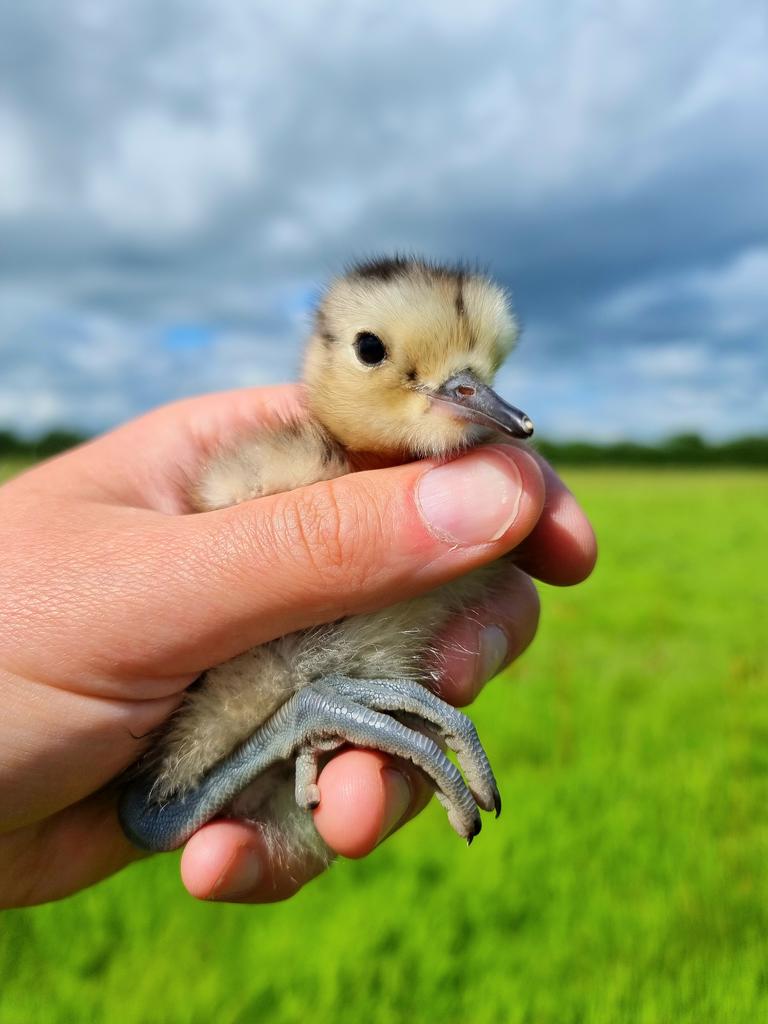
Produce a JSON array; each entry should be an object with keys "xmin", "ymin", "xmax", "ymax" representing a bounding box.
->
[{"xmin": 354, "ymin": 331, "xmax": 387, "ymax": 366}]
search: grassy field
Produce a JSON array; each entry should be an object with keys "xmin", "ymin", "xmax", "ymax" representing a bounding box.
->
[{"xmin": 1, "ymin": 468, "xmax": 766, "ymax": 1023}]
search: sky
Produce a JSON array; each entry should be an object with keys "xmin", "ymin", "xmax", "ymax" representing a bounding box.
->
[{"xmin": 0, "ymin": 0, "xmax": 766, "ymax": 440}]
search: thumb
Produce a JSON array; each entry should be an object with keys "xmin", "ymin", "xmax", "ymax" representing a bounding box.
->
[{"xmin": 145, "ymin": 444, "xmax": 545, "ymax": 674}]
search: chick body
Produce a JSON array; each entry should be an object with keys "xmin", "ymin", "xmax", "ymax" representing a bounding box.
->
[{"xmin": 120, "ymin": 257, "xmax": 533, "ymax": 866}]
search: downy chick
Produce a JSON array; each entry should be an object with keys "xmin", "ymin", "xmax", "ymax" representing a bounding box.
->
[{"xmin": 119, "ymin": 256, "xmax": 534, "ymax": 866}]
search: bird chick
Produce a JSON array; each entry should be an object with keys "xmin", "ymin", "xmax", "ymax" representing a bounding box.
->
[{"xmin": 119, "ymin": 256, "xmax": 534, "ymax": 868}]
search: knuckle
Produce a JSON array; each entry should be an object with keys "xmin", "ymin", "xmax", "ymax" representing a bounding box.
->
[
  {"xmin": 272, "ymin": 479, "xmax": 379, "ymax": 591},
  {"xmin": 503, "ymin": 568, "xmax": 541, "ymax": 654},
  {"xmin": 518, "ymin": 570, "xmax": 542, "ymax": 622}
]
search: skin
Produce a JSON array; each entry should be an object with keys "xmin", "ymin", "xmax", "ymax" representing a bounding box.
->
[{"xmin": 0, "ymin": 384, "xmax": 596, "ymax": 908}]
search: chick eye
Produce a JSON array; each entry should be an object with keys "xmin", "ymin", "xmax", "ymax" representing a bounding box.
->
[{"xmin": 354, "ymin": 332, "xmax": 387, "ymax": 366}]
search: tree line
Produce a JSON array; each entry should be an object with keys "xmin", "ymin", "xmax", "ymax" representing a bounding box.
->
[
  {"xmin": 0, "ymin": 428, "xmax": 766, "ymax": 466},
  {"xmin": 533, "ymin": 433, "xmax": 768, "ymax": 466}
]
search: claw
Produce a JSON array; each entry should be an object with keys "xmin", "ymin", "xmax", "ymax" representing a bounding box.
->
[
  {"xmin": 304, "ymin": 786, "xmax": 321, "ymax": 810},
  {"xmin": 325, "ymin": 674, "xmax": 501, "ymax": 820},
  {"xmin": 119, "ymin": 673, "xmax": 500, "ymax": 853},
  {"xmin": 466, "ymin": 813, "xmax": 482, "ymax": 845}
]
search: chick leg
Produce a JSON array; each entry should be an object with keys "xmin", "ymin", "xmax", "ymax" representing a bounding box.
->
[
  {"xmin": 325, "ymin": 675, "xmax": 501, "ymax": 817},
  {"xmin": 119, "ymin": 675, "xmax": 495, "ymax": 852}
]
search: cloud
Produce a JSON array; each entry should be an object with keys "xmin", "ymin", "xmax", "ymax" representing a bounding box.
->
[
  {"xmin": 0, "ymin": 107, "xmax": 41, "ymax": 215},
  {"xmin": 86, "ymin": 109, "xmax": 258, "ymax": 240},
  {"xmin": 0, "ymin": 0, "xmax": 765, "ymax": 439}
]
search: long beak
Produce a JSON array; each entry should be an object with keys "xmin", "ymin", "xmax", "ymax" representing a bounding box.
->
[{"xmin": 430, "ymin": 370, "xmax": 534, "ymax": 439}]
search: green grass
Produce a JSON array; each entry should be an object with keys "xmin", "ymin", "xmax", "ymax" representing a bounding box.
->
[
  {"xmin": 0, "ymin": 458, "xmax": 35, "ymax": 480},
  {"xmin": 1, "ymin": 469, "xmax": 766, "ymax": 1024}
]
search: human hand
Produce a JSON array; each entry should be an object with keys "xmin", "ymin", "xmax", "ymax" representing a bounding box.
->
[{"xmin": 0, "ymin": 384, "xmax": 595, "ymax": 907}]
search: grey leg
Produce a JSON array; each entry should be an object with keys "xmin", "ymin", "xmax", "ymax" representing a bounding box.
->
[
  {"xmin": 321, "ymin": 674, "xmax": 501, "ymax": 816},
  {"xmin": 120, "ymin": 693, "xmax": 312, "ymax": 852},
  {"xmin": 119, "ymin": 675, "xmax": 498, "ymax": 853}
]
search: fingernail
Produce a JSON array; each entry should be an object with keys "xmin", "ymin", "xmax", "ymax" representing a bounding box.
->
[
  {"xmin": 210, "ymin": 844, "xmax": 261, "ymax": 900},
  {"xmin": 377, "ymin": 769, "xmax": 413, "ymax": 844},
  {"xmin": 474, "ymin": 625, "xmax": 509, "ymax": 697},
  {"xmin": 416, "ymin": 447, "xmax": 523, "ymax": 546}
]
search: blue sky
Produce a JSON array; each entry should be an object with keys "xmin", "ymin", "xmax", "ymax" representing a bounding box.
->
[{"xmin": 0, "ymin": 0, "xmax": 765, "ymax": 440}]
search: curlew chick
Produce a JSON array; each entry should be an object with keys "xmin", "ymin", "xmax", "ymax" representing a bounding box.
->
[{"xmin": 119, "ymin": 256, "xmax": 534, "ymax": 866}]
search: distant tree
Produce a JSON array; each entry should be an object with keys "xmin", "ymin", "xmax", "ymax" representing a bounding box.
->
[
  {"xmin": 534, "ymin": 433, "xmax": 768, "ymax": 467},
  {"xmin": 719, "ymin": 435, "xmax": 768, "ymax": 466},
  {"xmin": 0, "ymin": 431, "xmax": 27, "ymax": 457},
  {"xmin": 34, "ymin": 431, "xmax": 87, "ymax": 458},
  {"xmin": 1, "ymin": 428, "xmax": 766, "ymax": 465},
  {"xmin": 660, "ymin": 433, "xmax": 709, "ymax": 464},
  {"xmin": 0, "ymin": 429, "xmax": 86, "ymax": 459}
]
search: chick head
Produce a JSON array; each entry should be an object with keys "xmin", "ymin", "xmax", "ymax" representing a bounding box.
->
[{"xmin": 303, "ymin": 256, "xmax": 533, "ymax": 457}]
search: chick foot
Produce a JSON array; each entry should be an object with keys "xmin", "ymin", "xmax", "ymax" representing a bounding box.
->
[{"xmin": 119, "ymin": 674, "xmax": 500, "ymax": 853}]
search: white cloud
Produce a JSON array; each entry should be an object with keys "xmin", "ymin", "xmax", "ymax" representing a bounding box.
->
[
  {"xmin": 0, "ymin": 107, "xmax": 41, "ymax": 215},
  {"xmin": 628, "ymin": 345, "xmax": 710, "ymax": 380},
  {"xmin": 86, "ymin": 109, "xmax": 257, "ymax": 240}
]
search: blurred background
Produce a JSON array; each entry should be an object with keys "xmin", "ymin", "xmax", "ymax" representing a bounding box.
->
[{"xmin": 0, "ymin": 3, "xmax": 766, "ymax": 1023}]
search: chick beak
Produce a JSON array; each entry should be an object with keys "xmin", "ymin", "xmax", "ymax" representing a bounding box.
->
[{"xmin": 431, "ymin": 370, "xmax": 534, "ymax": 439}]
